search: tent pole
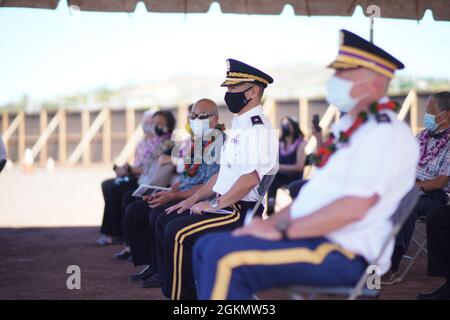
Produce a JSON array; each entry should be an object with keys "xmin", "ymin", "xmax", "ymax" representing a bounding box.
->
[{"xmin": 370, "ymin": 18, "xmax": 374, "ymax": 42}]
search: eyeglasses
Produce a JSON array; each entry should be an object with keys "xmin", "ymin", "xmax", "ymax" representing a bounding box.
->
[{"xmin": 189, "ymin": 113, "xmax": 216, "ymax": 120}]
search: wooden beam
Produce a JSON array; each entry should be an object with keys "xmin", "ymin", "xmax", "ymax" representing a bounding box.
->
[
  {"xmin": 177, "ymin": 103, "xmax": 188, "ymax": 129},
  {"xmin": 410, "ymin": 90, "xmax": 419, "ymax": 135},
  {"xmin": 18, "ymin": 111, "xmax": 25, "ymax": 162},
  {"xmin": 126, "ymin": 108, "xmax": 135, "ymax": 140},
  {"xmin": 125, "ymin": 108, "xmax": 136, "ymax": 163},
  {"xmin": 68, "ymin": 108, "xmax": 109, "ymax": 166},
  {"xmin": 81, "ymin": 109, "xmax": 90, "ymax": 165},
  {"xmin": 397, "ymin": 89, "xmax": 418, "ymax": 134},
  {"xmin": 2, "ymin": 111, "xmax": 9, "ymax": 154},
  {"xmin": 2, "ymin": 111, "xmax": 22, "ymax": 142},
  {"xmin": 114, "ymin": 124, "xmax": 143, "ymax": 166},
  {"xmin": 299, "ymin": 97, "xmax": 310, "ymax": 137},
  {"xmin": 102, "ymin": 108, "xmax": 111, "ymax": 164},
  {"xmin": 398, "ymin": 89, "xmax": 415, "ymax": 120},
  {"xmin": 39, "ymin": 110, "xmax": 48, "ymax": 165},
  {"xmin": 58, "ymin": 109, "xmax": 67, "ymax": 164},
  {"xmin": 263, "ymin": 98, "xmax": 277, "ymax": 126},
  {"xmin": 31, "ymin": 110, "xmax": 62, "ymax": 162}
]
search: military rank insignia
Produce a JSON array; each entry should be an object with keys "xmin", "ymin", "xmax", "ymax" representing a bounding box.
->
[
  {"xmin": 376, "ymin": 114, "xmax": 391, "ymax": 123},
  {"xmin": 251, "ymin": 116, "xmax": 264, "ymax": 126}
]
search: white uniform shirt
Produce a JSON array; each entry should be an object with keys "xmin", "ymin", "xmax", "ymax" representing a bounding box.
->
[
  {"xmin": 290, "ymin": 104, "xmax": 419, "ymax": 274},
  {"xmin": 213, "ymin": 105, "xmax": 278, "ymax": 202}
]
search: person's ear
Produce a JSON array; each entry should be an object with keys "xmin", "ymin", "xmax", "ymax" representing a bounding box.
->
[
  {"xmin": 439, "ymin": 110, "xmax": 449, "ymax": 122},
  {"xmin": 247, "ymin": 85, "xmax": 258, "ymax": 99},
  {"xmin": 210, "ymin": 115, "xmax": 219, "ymax": 128}
]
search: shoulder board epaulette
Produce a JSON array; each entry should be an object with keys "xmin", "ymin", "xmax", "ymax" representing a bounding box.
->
[
  {"xmin": 251, "ymin": 115, "xmax": 264, "ymax": 126},
  {"xmin": 376, "ymin": 113, "xmax": 391, "ymax": 123}
]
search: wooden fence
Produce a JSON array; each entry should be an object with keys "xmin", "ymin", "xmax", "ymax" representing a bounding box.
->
[{"xmin": 1, "ymin": 90, "xmax": 421, "ymax": 166}]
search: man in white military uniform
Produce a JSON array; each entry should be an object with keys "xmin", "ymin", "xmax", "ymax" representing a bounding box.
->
[
  {"xmin": 192, "ymin": 30, "xmax": 420, "ymax": 300},
  {"xmin": 158, "ymin": 59, "xmax": 278, "ymax": 300}
]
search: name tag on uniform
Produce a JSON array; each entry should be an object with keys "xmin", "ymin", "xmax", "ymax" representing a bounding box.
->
[{"xmin": 231, "ymin": 136, "xmax": 240, "ymax": 144}]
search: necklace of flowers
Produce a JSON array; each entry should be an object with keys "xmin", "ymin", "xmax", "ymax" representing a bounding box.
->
[
  {"xmin": 184, "ymin": 123, "xmax": 225, "ymax": 177},
  {"xmin": 418, "ymin": 127, "xmax": 450, "ymax": 168},
  {"xmin": 312, "ymin": 100, "xmax": 400, "ymax": 168}
]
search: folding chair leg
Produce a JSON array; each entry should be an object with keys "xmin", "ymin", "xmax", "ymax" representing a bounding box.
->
[
  {"xmin": 400, "ymin": 239, "xmax": 427, "ymax": 281},
  {"xmin": 412, "ymin": 236, "xmax": 428, "ymax": 253},
  {"xmin": 347, "ymin": 274, "xmax": 369, "ymax": 300}
]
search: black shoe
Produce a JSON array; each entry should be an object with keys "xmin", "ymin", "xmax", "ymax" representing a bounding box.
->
[
  {"xmin": 417, "ymin": 282, "xmax": 450, "ymax": 300},
  {"xmin": 114, "ymin": 249, "xmax": 132, "ymax": 260},
  {"xmin": 129, "ymin": 266, "xmax": 155, "ymax": 282},
  {"xmin": 140, "ymin": 273, "xmax": 162, "ymax": 288}
]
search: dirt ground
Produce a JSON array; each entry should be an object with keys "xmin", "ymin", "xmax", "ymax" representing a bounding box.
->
[
  {"xmin": 0, "ymin": 166, "xmax": 444, "ymax": 300},
  {"xmin": 0, "ymin": 225, "xmax": 442, "ymax": 300}
]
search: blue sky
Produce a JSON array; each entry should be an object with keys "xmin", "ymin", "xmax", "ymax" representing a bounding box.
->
[{"xmin": 0, "ymin": 2, "xmax": 450, "ymax": 105}]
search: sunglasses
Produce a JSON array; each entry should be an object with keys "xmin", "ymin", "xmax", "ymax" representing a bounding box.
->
[{"xmin": 189, "ymin": 113, "xmax": 216, "ymax": 120}]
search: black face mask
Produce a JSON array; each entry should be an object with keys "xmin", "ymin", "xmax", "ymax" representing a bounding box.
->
[
  {"xmin": 224, "ymin": 86, "xmax": 253, "ymax": 114},
  {"xmin": 154, "ymin": 126, "xmax": 167, "ymax": 136},
  {"xmin": 281, "ymin": 124, "xmax": 291, "ymax": 136}
]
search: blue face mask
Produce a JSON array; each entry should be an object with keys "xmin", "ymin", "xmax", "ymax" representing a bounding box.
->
[
  {"xmin": 424, "ymin": 113, "xmax": 437, "ymax": 131},
  {"xmin": 423, "ymin": 112, "xmax": 445, "ymax": 132}
]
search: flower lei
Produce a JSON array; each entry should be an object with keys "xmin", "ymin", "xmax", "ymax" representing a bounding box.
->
[
  {"xmin": 184, "ymin": 123, "xmax": 225, "ymax": 177},
  {"xmin": 418, "ymin": 127, "xmax": 450, "ymax": 168},
  {"xmin": 311, "ymin": 100, "xmax": 400, "ymax": 168}
]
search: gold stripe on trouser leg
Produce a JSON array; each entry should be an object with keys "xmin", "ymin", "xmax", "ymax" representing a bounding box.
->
[
  {"xmin": 175, "ymin": 209, "xmax": 241, "ymax": 300},
  {"xmin": 210, "ymin": 243, "xmax": 356, "ymax": 300},
  {"xmin": 170, "ymin": 204, "xmax": 240, "ymax": 300}
]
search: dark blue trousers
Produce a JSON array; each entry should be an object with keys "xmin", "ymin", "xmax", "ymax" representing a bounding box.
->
[{"xmin": 193, "ymin": 233, "xmax": 367, "ymax": 300}]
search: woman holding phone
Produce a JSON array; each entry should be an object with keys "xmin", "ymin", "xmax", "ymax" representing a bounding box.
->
[{"xmin": 267, "ymin": 116, "xmax": 306, "ymax": 215}]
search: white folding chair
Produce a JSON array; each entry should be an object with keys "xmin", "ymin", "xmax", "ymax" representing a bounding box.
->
[
  {"xmin": 287, "ymin": 186, "xmax": 421, "ymax": 300},
  {"xmin": 400, "ymin": 216, "xmax": 427, "ymax": 281},
  {"xmin": 244, "ymin": 174, "xmax": 276, "ymax": 226}
]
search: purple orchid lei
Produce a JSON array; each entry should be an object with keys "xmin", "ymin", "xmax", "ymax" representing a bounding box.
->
[{"xmin": 418, "ymin": 128, "xmax": 450, "ymax": 168}]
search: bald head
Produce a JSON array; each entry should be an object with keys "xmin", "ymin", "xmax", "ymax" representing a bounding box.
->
[
  {"xmin": 192, "ymin": 99, "xmax": 218, "ymax": 115},
  {"xmin": 190, "ymin": 98, "xmax": 219, "ymax": 129}
]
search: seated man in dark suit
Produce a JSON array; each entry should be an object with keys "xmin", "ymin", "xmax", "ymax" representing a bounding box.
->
[{"xmin": 417, "ymin": 204, "xmax": 450, "ymax": 300}]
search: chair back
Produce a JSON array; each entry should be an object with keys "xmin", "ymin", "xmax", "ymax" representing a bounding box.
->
[{"xmin": 244, "ymin": 174, "xmax": 276, "ymax": 226}]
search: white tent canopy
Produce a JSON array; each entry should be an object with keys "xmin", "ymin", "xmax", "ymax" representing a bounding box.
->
[{"xmin": 1, "ymin": 0, "xmax": 450, "ymax": 21}]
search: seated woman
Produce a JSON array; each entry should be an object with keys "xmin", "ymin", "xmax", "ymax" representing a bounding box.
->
[
  {"xmin": 383, "ymin": 91, "xmax": 450, "ymax": 285},
  {"xmin": 0, "ymin": 137, "xmax": 6, "ymax": 173},
  {"xmin": 267, "ymin": 116, "xmax": 306, "ymax": 215},
  {"xmin": 97, "ymin": 110, "xmax": 175, "ymax": 246}
]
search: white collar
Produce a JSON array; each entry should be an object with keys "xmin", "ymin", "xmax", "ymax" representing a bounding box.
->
[
  {"xmin": 233, "ymin": 105, "xmax": 263, "ymax": 128},
  {"xmin": 378, "ymin": 96, "xmax": 389, "ymax": 104}
]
